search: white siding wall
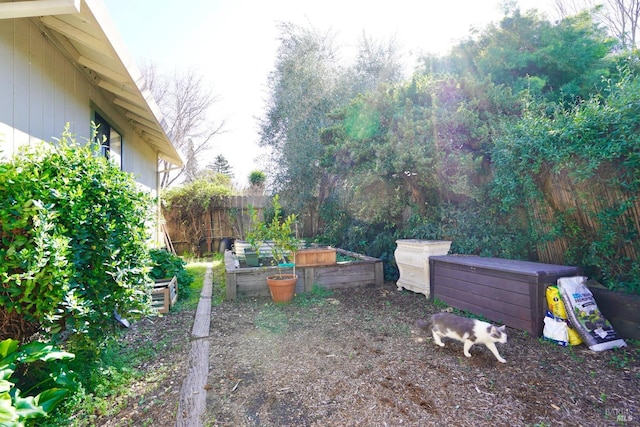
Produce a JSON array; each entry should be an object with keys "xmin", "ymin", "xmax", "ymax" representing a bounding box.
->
[{"xmin": 0, "ymin": 18, "xmax": 158, "ymax": 195}]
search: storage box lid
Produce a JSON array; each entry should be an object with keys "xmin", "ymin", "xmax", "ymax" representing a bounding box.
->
[{"xmin": 429, "ymin": 255, "xmax": 581, "ymax": 277}]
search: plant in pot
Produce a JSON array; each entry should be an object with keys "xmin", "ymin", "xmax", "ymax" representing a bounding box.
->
[
  {"xmin": 246, "ymin": 195, "xmax": 299, "ymax": 303},
  {"xmin": 233, "ymin": 204, "xmax": 262, "ymax": 267}
]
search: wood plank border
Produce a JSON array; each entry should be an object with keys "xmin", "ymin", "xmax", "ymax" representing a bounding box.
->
[{"xmin": 176, "ymin": 264, "xmax": 213, "ymax": 426}]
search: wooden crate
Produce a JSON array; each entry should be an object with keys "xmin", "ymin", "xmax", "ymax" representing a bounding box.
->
[
  {"xmin": 429, "ymin": 256, "xmax": 582, "ymax": 336},
  {"xmin": 294, "ymin": 248, "xmax": 337, "ymax": 267},
  {"xmin": 152, "ymin": 276, "xmax": 178, "ymax": 314}
]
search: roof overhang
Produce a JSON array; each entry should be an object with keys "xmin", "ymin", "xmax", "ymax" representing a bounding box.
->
[
  {"xmin": 0, "ymin": 0, "xmax": 80, "ymax": 19},
  {"xmin": 0, "ymin": 0, "xmax": 184, "ymax": 168}
]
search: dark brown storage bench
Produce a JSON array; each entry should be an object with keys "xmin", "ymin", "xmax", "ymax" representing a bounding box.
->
[{"xmin": 429, "ymin": 255, "xmax": 582, "ymax": 336}]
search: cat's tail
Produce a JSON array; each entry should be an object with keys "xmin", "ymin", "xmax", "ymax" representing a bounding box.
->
[{"xmin": 415, "ymin": 318, "xmax": 433, "ymax": 332}]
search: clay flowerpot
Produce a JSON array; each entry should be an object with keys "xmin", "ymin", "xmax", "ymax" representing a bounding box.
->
[{"xmin": 266, "ymin": 274, "xmax": 298, "ymax": 303}]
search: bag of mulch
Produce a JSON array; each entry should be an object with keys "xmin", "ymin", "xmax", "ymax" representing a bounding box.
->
[
  {"xmin": 557, "ymin": 276, "xmax": 627, "ymax": 352},
  {"xmin": 543, "ymin": 310, "xmax": 568, "ymax": 346},
  {"xmin": 546, "ymin": 286, "xmax": 583, "ymax": 346}
]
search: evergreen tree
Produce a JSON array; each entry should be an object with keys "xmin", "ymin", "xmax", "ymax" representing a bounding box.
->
[{"xmin": 207, "ymin": 154, "xmax": 233, "ymax": 178}]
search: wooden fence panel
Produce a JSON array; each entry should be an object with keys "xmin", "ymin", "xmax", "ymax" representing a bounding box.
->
[{"xmin": 163, "ymin": 195, "xmax": 269, "ymax": 255}]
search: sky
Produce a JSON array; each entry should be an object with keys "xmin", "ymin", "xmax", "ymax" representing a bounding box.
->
[{"xmin": 104, "ymin": 0, "xmax": 553, "ymax": 187}]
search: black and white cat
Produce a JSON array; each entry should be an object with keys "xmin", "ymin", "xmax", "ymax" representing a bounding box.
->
[{"xmin": 416, "ymin": 312, "xmax": 508, "ymax": 363}]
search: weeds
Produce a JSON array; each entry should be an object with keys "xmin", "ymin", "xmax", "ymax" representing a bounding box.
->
[
  {"xmin": 255, "ymin": 305, "xmax": 290, "ymax": 334},
  {"xmin": 608, "ymin": 345, "xmax": 639, "ymax": 370},
  {"xmin": 432, "ymin": 298, "xmax": 449, "ymax": 310},
  {"xmin": 295, "ymin": 284, "xmax": 334, "ymax": 307}
]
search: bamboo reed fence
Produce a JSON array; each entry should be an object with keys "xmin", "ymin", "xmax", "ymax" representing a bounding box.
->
[{"xmin": 531, "ymin": 167, "xmax": 639, "ymax": 267}]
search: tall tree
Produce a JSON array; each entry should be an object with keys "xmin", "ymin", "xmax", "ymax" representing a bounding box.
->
[
  {"xmin": 207, "ymin": 154, "xmax": 233, "ymax": 178},
  {"xmin": 259, "ymin": 22, "xmax": 345, "ymax": 234},
  {"xmin": 602, "ymin": 0, "xmax": 640, "ymax": 49},
  {"xmin": 259, "ymin": 23, "xmax": 407, "ymax": 235},
  {"xmin": 349, "ymin": 33, "xmax": 405, "ymax": 94},
  {"xmin": 141, "ymin": 62, "xmax": 225, "ymax": 188},
  {"xmin": 445, "ymin": 8, "xmax": 614, "ymax": 101}
]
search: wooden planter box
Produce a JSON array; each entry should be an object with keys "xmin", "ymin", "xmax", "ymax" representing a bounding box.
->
[
  {"xmin": 225, "ymin": 248, "xmax": 382, "ymax": 299},
  {"xmin": 588, "ymin": 281, "xmax": 640, "ymax": 340},
  {"xmin": 152, "ymin": 276, "xmax": 178, "ymax": 314},
  {"xmin": 429, "ymin": 256, "xmax": 582, "ymax": 336},
  {"xmin": 294, "ymin": 248, "xmax": 337, "ymax": 267}
]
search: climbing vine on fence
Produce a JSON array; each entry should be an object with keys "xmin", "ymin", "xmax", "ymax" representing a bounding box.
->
[{"xmin": 491, "ymin": 72, "xmax": 640, "ymax": 293}]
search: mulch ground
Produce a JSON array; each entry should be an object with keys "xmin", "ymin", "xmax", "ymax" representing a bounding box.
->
[{"xmin": 98, "ymin": 282, "xmax": 639, "ymax": 427}]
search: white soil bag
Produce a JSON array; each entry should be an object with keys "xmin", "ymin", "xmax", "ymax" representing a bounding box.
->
[
  {"xmin": 543, "ymin": 310, "xmax": 569, "ymax": 346},
  {"xmin": 557, "ymin": 276, "xmax": 627, "ymax": 352}
]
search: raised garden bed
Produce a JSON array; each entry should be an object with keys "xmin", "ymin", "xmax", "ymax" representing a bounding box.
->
[
  {"xmin": 429, "ymin": 255, "xmax": 582, "ymax": 336},
  {"xmin": 588, "ymin": 280, "xmax": 640, "ymax": 340},
  {"xmin": 225, "ymin": 248, "xmax": 383, "ymax": 299}
]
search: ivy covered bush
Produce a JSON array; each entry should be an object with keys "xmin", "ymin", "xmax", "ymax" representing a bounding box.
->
[
  {"xmin": 162, "ymin": 174, "xmax": 235, "ymax": 255},
  {"xmin": 0, "ymin": 127, "xmax": 155, "ymax": 342}
]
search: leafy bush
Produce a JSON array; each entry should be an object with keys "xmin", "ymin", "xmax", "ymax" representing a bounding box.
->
[
  {"xmin": 0, "ymin": 127, "xmax": 155, "ymax": 341},
  {"xmin": 405, "ymin": 202, "xmax": 532, "ymax": 260},
  {"xmin": 0, "ymin": 339, "xmax": 77, "ymax": 425},
  {"xmin": 248, "ymin": 170, "xmax": 266, "ymax": 187},
  {"xmin": 149, "ymin": 249, "xmax": 193, "ymax": 300},
  {"xmin": 162, "ymin": 174, "xmax": 235, "ymax": 255},
  {"xmin": 491, "ymin": 71, "xmax": 640, "ymax": 293}
]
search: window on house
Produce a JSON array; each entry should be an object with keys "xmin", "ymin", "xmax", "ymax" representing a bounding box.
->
[{"xmin": 94, "ymin": 112, "xmax": 122, "ymax": 169}]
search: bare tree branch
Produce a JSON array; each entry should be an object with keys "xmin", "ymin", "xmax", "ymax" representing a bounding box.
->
[
  {"xmin": 553, "ymin": 0, "xmax": 640, "ymax": 49},
  {"xmin": 142, "ymin": 63, "xmax": 226, "ymax": 188}
]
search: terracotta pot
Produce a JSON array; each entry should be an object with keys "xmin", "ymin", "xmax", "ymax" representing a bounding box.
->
[{"xmin": 266, "ymin": 274, "xmax": 298, "ymax": 303}]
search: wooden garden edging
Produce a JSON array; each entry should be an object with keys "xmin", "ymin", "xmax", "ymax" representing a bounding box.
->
[{"xmin": 176, "ymin": 264, "xmax": 213, "ymax": 427}]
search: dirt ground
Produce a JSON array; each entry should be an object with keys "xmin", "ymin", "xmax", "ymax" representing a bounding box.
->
[{"xmin": 99, "ymin": 282, "xmax": 639, "ymax": 427}]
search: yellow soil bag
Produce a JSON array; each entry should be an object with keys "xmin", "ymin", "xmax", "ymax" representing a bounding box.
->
[{"xmin": 546, "ymin": 285, "xmax": 583, "ymax": 346}]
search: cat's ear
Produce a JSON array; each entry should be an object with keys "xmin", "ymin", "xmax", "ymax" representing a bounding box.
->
[{"xmin": 498, "ymin": 325, "xmax": 506, "ymax": 332}]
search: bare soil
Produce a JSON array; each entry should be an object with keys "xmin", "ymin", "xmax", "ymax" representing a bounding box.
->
[{"xmin": 98, "ymin": 282, "xmax": 639, "ymax": 427}]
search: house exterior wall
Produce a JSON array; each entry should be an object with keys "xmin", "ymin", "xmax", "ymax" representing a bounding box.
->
[
  {"xmin": 0, "ymin": 17, "xmax": 165, "ymax": 244},
  {"xmin": 0, "ymin": 18, "xmax": 158, "ymax": 195}
]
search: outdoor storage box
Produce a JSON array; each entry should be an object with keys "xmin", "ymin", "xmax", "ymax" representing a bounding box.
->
[
  {"xmin": 395, "ymin": 239, "xmax": 452, "ymax": 298},
  {"xmin": 429, "ymin": 255, "xmax": 582, "ymax": 336}
]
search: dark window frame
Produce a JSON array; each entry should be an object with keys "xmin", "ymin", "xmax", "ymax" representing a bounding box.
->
[{"xmin": 93, "ymin": 112, "xmax": 123, "ymax": 170}]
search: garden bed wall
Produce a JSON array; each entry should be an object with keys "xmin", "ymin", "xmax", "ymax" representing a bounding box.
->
[
  {"xmin": 429, "ymin": 255, "xmax": 582, "ymax": 336},
  {"xmin": 225, "ymin": 249, "xmax": 383, "ymax": 299},
  {"xmin": 588, "ymin": 281, "xmax": 640, "ymax": 340}
]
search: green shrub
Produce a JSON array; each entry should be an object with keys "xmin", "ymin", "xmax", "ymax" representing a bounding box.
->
[
  {"xmin": 0, "ymin": 126, "xmax": 155, "ymax": 341},
  {"xmin": 0, "ymin": 339, "xmax": 77, "ymax": 425},
  {"xmin": 149, "ymin": 249, "xmax": 193, "ymax": 300},
  {"xmin": 162, "ymin": 174, "xmax": 235, "ymax": 255}
]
